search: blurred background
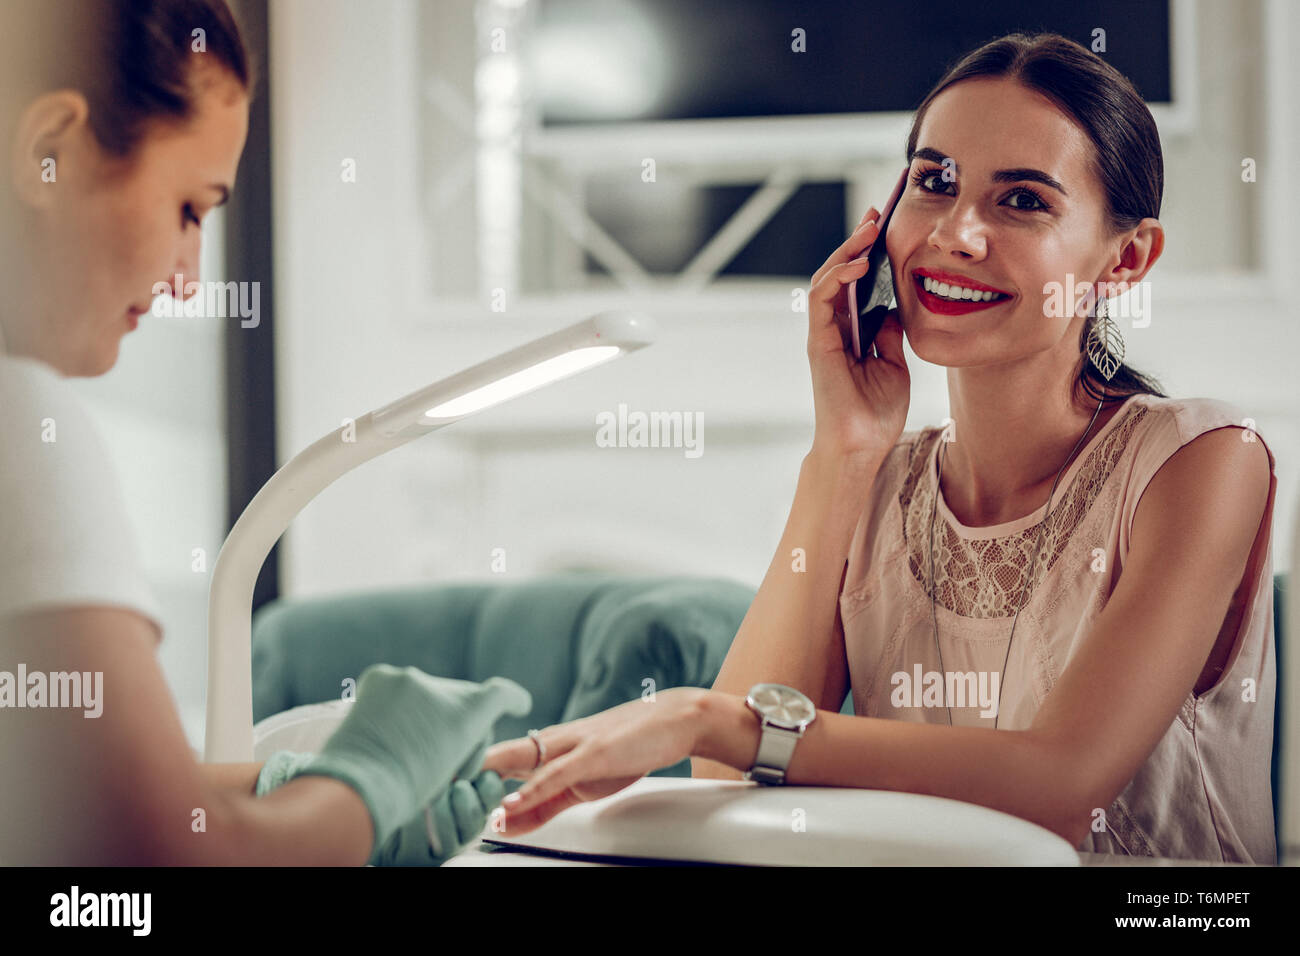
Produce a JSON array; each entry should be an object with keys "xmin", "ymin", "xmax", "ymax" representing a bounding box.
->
[{"xmin": 65, "ymin": 0, "xmax": 1299, "ymax": 749}]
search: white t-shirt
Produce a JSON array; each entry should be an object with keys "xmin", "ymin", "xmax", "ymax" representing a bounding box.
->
[{"xmin": 0, "ymin": 331, "xmax": 164, "ymax": 640}]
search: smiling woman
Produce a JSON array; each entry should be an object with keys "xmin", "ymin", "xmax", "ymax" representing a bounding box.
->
[
  {"xmin": 486, "ymin": 32, "xmax": 1279, "ymax": 866},
  {"xmin": 895, "ymin": 34, "xmax": 1167, "ymax": 413}
]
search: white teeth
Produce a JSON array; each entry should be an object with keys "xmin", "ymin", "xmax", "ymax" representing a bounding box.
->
[{"xmin": 921, "ymin": 276, "xmax": 1004, "ymax": 302}]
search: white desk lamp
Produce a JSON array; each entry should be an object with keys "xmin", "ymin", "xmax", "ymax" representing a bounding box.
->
[{"xmin": 204, "ymin": 311, "xmax": 656, "ymax": 762}]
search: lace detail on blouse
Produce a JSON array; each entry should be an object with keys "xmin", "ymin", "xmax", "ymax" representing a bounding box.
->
[{"xmin": 899, "ymin": 404, "xmax": 1150, "ymax": 619}]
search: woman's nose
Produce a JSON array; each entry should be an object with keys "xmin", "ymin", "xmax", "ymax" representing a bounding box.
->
[{"xmin": 929, "ymin": 202, "xmax": 987, "ymax": 259}]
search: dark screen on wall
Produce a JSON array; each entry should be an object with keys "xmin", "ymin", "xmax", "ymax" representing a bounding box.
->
[{"xmin": 535, "ymin": 0, "xmax": 1172, "ymax": 125}]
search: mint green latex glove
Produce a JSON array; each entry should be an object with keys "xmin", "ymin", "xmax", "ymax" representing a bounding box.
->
[
  {"xmin": 268, "ymin": 665, "xmax": 531, "ymax": 865},
  {"xmin": 257, "ymin": 743, "xmax": 504, "ymax": 866},
  {"xmin": 369, "ymin": 737, "xmax": 507, "ymax": 866},
  {"xmin": 256, "ymin": 748, "xmax": 318, "ymax": 795}
]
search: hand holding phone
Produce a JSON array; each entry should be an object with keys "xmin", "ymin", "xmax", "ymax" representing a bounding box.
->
[
  {"xmin": 802, "ymin": 168, "xmax": 913, "ymax": 465},
  {"xmin": 846, "ymin": 166, "xmax": 909, "ymax": 360}
]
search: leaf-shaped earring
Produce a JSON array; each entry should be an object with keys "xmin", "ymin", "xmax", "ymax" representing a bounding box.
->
[{"xmin": 1086, "ymin": 295, "xmax": 1124, "ymax": 381}]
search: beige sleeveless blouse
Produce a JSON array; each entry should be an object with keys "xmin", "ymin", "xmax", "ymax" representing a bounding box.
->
[{"xmin": 839, "ymin": 393, "xmax": 1278, "ymax": 863}]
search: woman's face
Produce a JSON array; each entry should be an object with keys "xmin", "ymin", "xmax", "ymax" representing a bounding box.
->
[
  {"xmin": 15, "ymin": 59, "xmax": 249, "ymax": 376},
  {"xmin": 885, "ymin": 76, "xmax": 1125, "ymax": 379}
]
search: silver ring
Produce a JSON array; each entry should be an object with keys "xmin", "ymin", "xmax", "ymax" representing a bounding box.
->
[{"xmin": 527, "ymin": 729, "xmax": 546, "ymax": 769}]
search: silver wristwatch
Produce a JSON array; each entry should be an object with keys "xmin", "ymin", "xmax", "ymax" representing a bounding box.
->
[{"xmin": 743, "ymin": 683, "xmax": 817, "ymax": 785}]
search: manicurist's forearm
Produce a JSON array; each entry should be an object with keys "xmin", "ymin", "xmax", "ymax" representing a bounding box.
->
[
  {"xmin": 176, "ymin": 776, "xmax": 375, "ymax": 865},
  {"xmin": 694, "ymin": 692, "xmax": 1086, "ymax": 844},
  {"xmin": 199, "ymin": 761, "xmax": 265, "ymax": 797},
  {"xmin": 711, "ymin": 450, "xmax": 882, "ymax": 704}
]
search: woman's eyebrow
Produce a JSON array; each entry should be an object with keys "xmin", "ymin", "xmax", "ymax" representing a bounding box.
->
[{"xmin": 908, "ymin": 146, "xmax": 1068, "ymax": 196}]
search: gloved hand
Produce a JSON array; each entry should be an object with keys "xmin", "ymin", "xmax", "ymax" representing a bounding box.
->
[
  {"xmin": 257, "ymin": 742, "xmax": 506, "ymax": 866},
  {"xmin": 373, "ymin": 772, "xmax": 506, "ymax": 865},
  {"xmin": 369, "ymin": 737, "xmax": 507, "ymax": 866},
  {"xmin": 261, "ymin": 665, "xmax": 531, "ymax": 865}
]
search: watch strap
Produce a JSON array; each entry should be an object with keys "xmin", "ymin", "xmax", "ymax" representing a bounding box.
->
[{"xmin": 745, "ymin": 722, "xmax": 803, "ymax": 785}]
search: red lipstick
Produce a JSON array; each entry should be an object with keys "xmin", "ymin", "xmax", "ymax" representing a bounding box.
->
[{"xmin": 912, "ymin": 268, "xmax": 1013, "ymax": 316}]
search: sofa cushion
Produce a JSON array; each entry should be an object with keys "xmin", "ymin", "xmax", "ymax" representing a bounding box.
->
[{"xmin": 251, "ymin": 572, "xmax": 757, "ymax": 773}]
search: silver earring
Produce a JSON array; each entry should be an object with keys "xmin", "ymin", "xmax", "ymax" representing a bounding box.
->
[{"xmin": 1086, "ymin": 295, "xmax": 1124, "ymax": 381}]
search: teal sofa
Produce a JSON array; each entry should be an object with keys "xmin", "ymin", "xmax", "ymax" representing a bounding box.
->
[
  {"xmin": 250, "ymin": 572, "xmax": 778, "ymax": 779},
  {"xmin": 251, "ymin": 571, "xmax": 1288, "ymax": 848}
]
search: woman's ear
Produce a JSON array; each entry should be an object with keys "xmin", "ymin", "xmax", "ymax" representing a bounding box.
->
[
  {"xmin": 1098, "ymin": 217, "xmax": 1165, "ymax": 295},
  {"xmin": 8, "ymin": 89, "xmax": 89, "ymax": 209}
]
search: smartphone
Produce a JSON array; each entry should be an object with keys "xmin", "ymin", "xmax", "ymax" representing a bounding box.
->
[{"xmin": 847, "ymin": 166, "xmax": 909, "ymax": 360}]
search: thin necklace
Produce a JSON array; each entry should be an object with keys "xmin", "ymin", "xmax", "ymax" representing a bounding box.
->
[{"xmin": 928, "ymin": 393, "xmax": 1106, "ymax": 729}]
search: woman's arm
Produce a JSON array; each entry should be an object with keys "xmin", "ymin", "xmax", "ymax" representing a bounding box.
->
[
  {"xmin": 0, "ymin": 606, "xmax": 373, "ymax": 865},
  {"xmin": 696, "ymin": 428, "xmax": 1272, "ymax": 846},
  {"xmin": 691, "ymin": 449, "xmax": 882, "ymax": 781},
  {"xmin": 199, "ymin": 762, "xmax": 264, "ymax": 796}
]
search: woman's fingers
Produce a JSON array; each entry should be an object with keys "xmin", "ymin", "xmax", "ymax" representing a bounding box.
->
[
  {"xmin": 481, "ymin": 739, "xmax": 536, "ymax": 778},
  {"xmin": 482, "ymin": 724, "xmax": 582, "ymax": 780},
  {"xmin": 810, "ymin": 211, "xmax": 879, "ymax": 288},
  {"xmin": 810, "ymin": 251, "xmax": 873, "ymax": 309},
  {"xmin": 500, "ymin": 744, "xmax": 597, "ymax": 816},
  {"xmin": 495, "ymin": 788, "xmax": 585, "ymax": 837},
  {"xmin": 809, "ymin": 220, "xmax": 879, "ymax": 320},
  {"xmin": 807, "ymin": 253, "xmax": 874, "ymax": 355}
]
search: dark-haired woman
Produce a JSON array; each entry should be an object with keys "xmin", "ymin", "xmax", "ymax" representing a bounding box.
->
[
  {"xmin": 0, "ymin": 0, "xmax": 525, "ymax": 866},
  {"xmin": 486, "ymin": 33, "xmax": 1279, "ymax": 864}
]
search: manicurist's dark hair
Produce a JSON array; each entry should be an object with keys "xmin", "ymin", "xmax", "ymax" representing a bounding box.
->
[
  {"xmin": 905, "ymin": 31, "xmax": 1167, "ymax": 407},
  {"xmin": 2, "ymin": 0, "xmax": 254, "ymax": 158}
]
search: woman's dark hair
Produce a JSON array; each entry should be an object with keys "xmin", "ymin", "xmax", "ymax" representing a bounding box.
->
[
  {"xmin": 905, "ymin": 32, "xmax": 1167, "ymax": 407},
  {"xmin": 3, "ymin": 0, "xmax": 253, "ymax": 159}
]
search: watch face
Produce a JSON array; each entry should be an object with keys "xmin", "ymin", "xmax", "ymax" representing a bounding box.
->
[{"xmin": 749, "ymin": 683, "xmax": 815, "ymax": 727}]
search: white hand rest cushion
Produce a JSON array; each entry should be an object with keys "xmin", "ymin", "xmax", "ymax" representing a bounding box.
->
[
  {"xmin": 479, "ymin": 776, "xmax": 1080, "ymax": 866},
  {"xmin": 252, "ymin": 699, "xmax": 353, "ymax": 759}
]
